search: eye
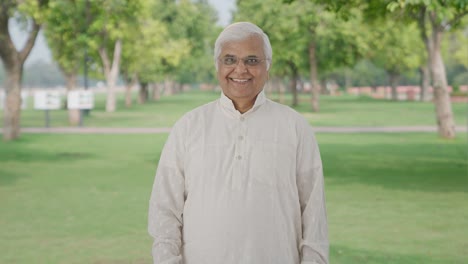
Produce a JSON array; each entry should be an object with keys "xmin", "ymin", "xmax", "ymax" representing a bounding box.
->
[
  {"xmin": 222, "ymin": 57, "xmax": 237, "ymax": 65},
  {"xmin": 245, "ymin": 57, "xmax": 261, "ymax": 66}
]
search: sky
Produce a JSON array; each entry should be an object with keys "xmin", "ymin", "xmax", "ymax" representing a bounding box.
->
[{"xmin": 10, "ymin": 0, "xmax": 235, "ymax": 65}]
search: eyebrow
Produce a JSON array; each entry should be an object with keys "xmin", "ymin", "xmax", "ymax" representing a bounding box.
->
[{"xmin": 222, "ymin": 54, "xmax": 260, "ymax": 58}]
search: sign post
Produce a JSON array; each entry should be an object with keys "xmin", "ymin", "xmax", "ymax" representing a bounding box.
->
[{"xmin": 34, "ymin": 91, "xmax": 61, "ymax": 127}]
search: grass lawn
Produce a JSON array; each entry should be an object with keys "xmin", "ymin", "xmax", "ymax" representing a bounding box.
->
[
  {"xmin": 18, "ymin": 90, "xmax": 468, "ymax": 128},
  {"xmin": 1, "ymin": 133, "xmax": 467, "ymax": 263}
]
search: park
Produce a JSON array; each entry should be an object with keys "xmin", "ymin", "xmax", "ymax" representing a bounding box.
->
[{"xmin": 1, "ymin": 0, "xmax": 468, "ymax": 263}]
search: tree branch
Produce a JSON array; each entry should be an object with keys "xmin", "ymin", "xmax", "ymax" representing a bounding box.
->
[
  {"xmin": 18, "ymin": 19, "xmax": 41, "ymax": 63},
  {"xmin": 417, "ymin": 6, "xmax": 429, "ymax": 44},
  {"xmin": 443, "ymin": 9, "xmax": 468, "ymax": 30},
  {"xmin": 0, "ymin": 4, "xmax": 17, "ymax": 68},
  {"xmin": 98, "ymin": 46, "xmax": 111, "ymax": 78}
]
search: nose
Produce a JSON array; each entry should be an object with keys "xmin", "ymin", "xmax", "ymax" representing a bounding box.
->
[{"xmin": 234, "ymin": 60, "xmax": 248, "ymax": 73}]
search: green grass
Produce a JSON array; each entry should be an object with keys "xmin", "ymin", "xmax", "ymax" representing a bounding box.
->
[
  {"xmin": 18, "ymin": 90, "xmax": 468, "ymax": 128},
  {"xmin": 1, "ymin": 133, "xmax": 467, "ymax": 263}
]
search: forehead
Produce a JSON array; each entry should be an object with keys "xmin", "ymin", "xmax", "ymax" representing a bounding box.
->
[{"xmin": 220, "ymin": 35, "xmax": 264, "ymax": 57}]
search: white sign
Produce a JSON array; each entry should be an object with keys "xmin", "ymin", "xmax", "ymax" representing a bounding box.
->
[
  {"xmin": 67, "ymin": 90, "xmax": 94, "ymax": 109},
  {"xmin": 21, "ymin": 91, "xmax": 28, "ymax": 109},
  {"xmin": 34, "ymin": 91, "xmax": 62, "ymax": 110},
  {"xmin": 0, "ymin": 91, "xmax": 28, "ymax": 110}
]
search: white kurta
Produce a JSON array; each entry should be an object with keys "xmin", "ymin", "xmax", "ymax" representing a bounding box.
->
[{"xmin": 148, "ymin": 91, "xmax": 328, "ymax": 264}]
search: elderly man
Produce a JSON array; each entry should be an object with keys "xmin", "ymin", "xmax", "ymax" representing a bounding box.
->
[{"xmin": 148, "ymin": 22, "xmax": 328, "ymax": 264}]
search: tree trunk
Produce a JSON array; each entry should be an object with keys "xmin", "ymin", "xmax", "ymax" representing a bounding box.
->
[
  {"xmin": 320, "ymin": 79, "xmax": 327, "ymax": 95},
  {"xmin": 265, "ymin": 78, "xmax": 273, "ymax": 98},
  {"xmin": 278, "ymin": 79, "xmax": 286, "ymax": 104},
  {"xmin": 3, "ymin": 65, "xmax": 22, "ymax": 140},
  {"xmin": 174, "ymin": 82, "xmax": 182, "ymax": 94},
  {"xmin": 308, "ymin": 42, "xmax": 320, "ymax": 112},
  {"xmin": 152, "ymin": 83, "xmax": 161, "ymax": 101},
  {"xmin": 418, "ymin": 9, "xmax": 456, "ymax": 138},
  {"xmin": 124, "ymin": 73, "xmax": 137, "ymax": 108},
  {"xmin": 419, "ymin": 64, "xmax": 431, "ymax": 101},
  {"xmin": 125, "ymin": 85, "xmax": 132, "ymax": 108},
  {"xmin": 429, "ymin": 29, "xmax": 456, "ymax": 138},
  {"xmin": 389, "ymin": 72, "xmax": 400, "ymax": 101},
  {"xmin": 164, "ymin": 77, "xmax": 173, "ymax": 96},
  {"xmin": 139, "ymin": 82, "xmax": 149, "ymax": 104},
  {"xmin": 0, "ymin": 14, "xmax": 41, "ymax": 141},
  {"xmin": 98, "ymin": 39, "xmax": 122, "ymax": 112},
  {"xmin": 64, "ymin": 72, "xmax": 80, "ymax": 126},
  {"xmin": 288, "ymin": 61, "xmax": 298, "ymax": 107},
  {"xmin": 345, "ymin": 68, "xmax": 352, "ymax": 90}
]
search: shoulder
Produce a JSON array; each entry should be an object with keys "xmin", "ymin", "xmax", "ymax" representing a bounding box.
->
[
  {"xmin": 264, "ymin": 99, "xmax": 311, "ymax": 126},
  {"xmin": 171, "ymin": 99, "xmax": 218, "ymax": 132}
]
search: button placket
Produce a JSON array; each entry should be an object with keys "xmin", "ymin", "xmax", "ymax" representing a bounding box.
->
[{"xmin": 232, "ymin": 116, "xmax": 247, "ymax": 190}]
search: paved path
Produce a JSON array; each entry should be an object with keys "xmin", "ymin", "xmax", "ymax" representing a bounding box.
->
[{"xmin": 2, "ymin": 126, "xmax": 466, "ymax": 134}]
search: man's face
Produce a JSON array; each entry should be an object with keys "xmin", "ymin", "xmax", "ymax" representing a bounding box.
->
[{"xmin": 216, "ymin": 35, "xmax": 269, "ymax": 106}]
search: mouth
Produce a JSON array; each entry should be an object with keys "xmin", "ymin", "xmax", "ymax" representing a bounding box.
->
[{"xmin": 229, "ymin": 78, "xmax": 251, "ymax": 83}]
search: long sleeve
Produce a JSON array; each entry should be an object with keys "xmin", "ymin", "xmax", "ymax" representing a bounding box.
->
[
  {"xmin": 296, "ymin": 120, "xmax": 329, "ymax": 264},
  {"xmin": 148, "ymin": 120, "xmax": 186, "ymax": 264}
]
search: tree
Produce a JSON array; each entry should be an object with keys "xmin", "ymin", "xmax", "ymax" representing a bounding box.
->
[
  {"xmin": 119, "ymin": 0, "xmax": 194, "ymax": 105},
  {"xmin": 386, "ymin": 0, "xmax": 468, "ymax": 138},
  {"xmin": 170, "ymin": 0, "xmax": 219, "ymax": 86},
  {"xmin": 0, "ymin": 0, "xmax": 49, "ymax": 141},
  {"xmin": 44, "ymin": 0, "xmax": 88, "ymax": 125},
  {"xmin": 237, "ymin": 0, "xmax": 368, "ymax": 111},
  {"xmin": 85, "ymin": 0, "xmax": 142, "ymax": 112},
  {"xmin": 286, "ymin": 0, "xmax": 467, "ymax": 138},
  {"xmin": 236, "ymin": 0, "xmax": 309, "ymax": 106},
  {"xmin": 442, "ymin": 25, "xmax": 468, "ymax": 88},
  {"xmin": 367, "ymin": 19, "xmax": 422, "ymax": 100}
]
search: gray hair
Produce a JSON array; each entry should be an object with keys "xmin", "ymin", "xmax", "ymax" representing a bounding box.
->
[{"xmin": 214, "ymin": 22, "xmax": 272, "ymax": 71}]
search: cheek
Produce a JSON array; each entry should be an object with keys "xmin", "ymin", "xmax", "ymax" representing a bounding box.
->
[
  {"xmin": 217, "ymin": 69, "xmax": 228, "ymax": 80},
  {"xmin": 253, "ymin": 71, "xmax": 268, "ymax": 83}
]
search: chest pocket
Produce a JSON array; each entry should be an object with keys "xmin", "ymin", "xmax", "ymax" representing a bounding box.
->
[{"xmin": 248, "ymin": 141, "xmax": 295, "ymax": 188}]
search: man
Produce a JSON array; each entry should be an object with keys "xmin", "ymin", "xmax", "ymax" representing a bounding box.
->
[{"xmin": 148, "ymin": 22, "xmax": 328, "ymax": 264}]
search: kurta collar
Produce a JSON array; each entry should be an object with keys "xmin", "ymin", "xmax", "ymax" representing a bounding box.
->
[{"xmin": 219, "ymin": 90, "xmax": 266, "ymax": 117}]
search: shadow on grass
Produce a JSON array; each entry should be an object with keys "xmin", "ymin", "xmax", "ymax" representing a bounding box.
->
[
  {"xmin": 0, "ymin": 138, "xmax": 95, "ymax": 186},
  {"xmin": 0, "ymin": 169, "xmax": 27, "ymax": 186},
  {"xmin": 331, "ymin": 244, "xmax": 454, "ymax": 264},
  {"xmin": 0, "ymin": 148, "xmax": 94, "ymax": 163},
  {"xmin": 321, "ymin": 141, "xmax": 468, "ymax": 193}
]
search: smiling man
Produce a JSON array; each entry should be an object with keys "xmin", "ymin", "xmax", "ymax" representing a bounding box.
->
[{"xmin": 148, "ymin": 22, "xmax": 329, "ymax": 264}]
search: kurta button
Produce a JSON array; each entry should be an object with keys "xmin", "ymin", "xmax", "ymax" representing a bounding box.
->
[
  {"xmin": 238, "ymin": 136, "xmax": 244, "ymax": 140},
  {"xmin": 240, "ymin": 117, "xmax": 245, "ymax": 121},
  {"xmin": 236, "ymin": 155, "xmax": 242, "ymax": 160}
]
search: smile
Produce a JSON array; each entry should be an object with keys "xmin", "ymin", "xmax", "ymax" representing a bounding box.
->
[{"xmin": 229, "ymin": 78, "xmax": 251, "ymax": 83}]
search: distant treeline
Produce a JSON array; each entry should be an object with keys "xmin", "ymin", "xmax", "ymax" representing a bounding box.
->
[
  {"xmin": 1, "ymin": 58, "xmax": 466, "ymax": 90},
  {"xmin": 0, "ymin": 61, "xmax": 103, "ymax": 89}
]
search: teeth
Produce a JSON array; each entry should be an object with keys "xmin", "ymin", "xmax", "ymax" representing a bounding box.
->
[{"xmin": 231, "ymin": 78, "xmax": 249, "ymax": 83}]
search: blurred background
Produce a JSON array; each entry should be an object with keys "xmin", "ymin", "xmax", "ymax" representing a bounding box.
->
[{"xmin": 1, "ymin": 0, "xmax": 467, "ymax": 263}]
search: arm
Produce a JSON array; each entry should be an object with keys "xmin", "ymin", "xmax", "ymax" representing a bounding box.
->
[
  {"xmin": 148, "ymin": 121, "xmax": 186, "ymax": 264},
  {"xmin": 296, "ymin": 120, "xmax": 329, "ymax": 264}
]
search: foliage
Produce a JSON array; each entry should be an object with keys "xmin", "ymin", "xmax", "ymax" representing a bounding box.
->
[
  {"xmin": 118, "ymin": 0, "xmax": 219, "ymax": 86},
  {"xmin": 236, "ymin": 0, "xmax": 368, "ymax": 79},
  {"xmin": 43, "ymin": 0, "xmax": 88, "ymax": 76},
  {"xmin": 366, "ymin": 18, "xmax": 423, "ymax": 86},
  {"xmin": 86, "ymin": 0, "xmax": 142, "ymax": 75},
  {"xmin": 22, "ymin": 61, "xmax": 64, "ymax": 87},
  {"xmin": 442, "ymin": 25, "xmax": 468, "ymax": 86}
]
